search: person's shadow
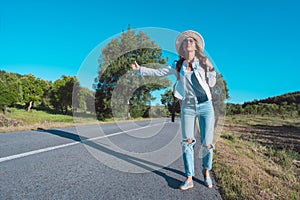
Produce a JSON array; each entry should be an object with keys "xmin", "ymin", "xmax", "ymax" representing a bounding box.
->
[{"xmin": 37, "ymin": 127, "xmax": 205, "ymax": 189}]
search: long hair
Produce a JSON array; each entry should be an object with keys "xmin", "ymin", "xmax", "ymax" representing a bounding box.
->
[{"xmin": 176, "ymin": 40, "xmax": 209, "ymax": 80}]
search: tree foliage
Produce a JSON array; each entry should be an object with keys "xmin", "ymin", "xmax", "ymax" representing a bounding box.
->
[
  {"xmin": 77, "ymin": 87, "xmax": 95, "ymax": 113},
  {"xmin": 161, "ymin": 89, "xmax": 180, "ymax": 115},
  {"xmin": 211, "ymin": 73, "xmax": 229, "ymax": 121},
  {"xmin": 0, "ymin": 70, "xmax": 94, "ymax": 115},
  {"xmin": 94, "ymin": 27, "xmax": 172, "ymax": 120},
  {"xmin": 226, "ymin": 91, "xmax": 300, "ymax": 117},
  {"xmin": 20, "ymin": 74, "xmax": 51, "ymax": 111},
  {"xmin": 243, "ymin": 91, "xmax": 300, "ymax": 106},
  {"xmin": 0, "ymin": 71, "xmax": 21, "ymax": 113},
  {"xmin": 51, "ymin": 75, "xmax": 80, "ymax": 114}
]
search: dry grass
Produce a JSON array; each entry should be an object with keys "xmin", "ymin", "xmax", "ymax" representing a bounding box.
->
[
  {"xmin": 213, "ymin": 115, "xmax": 300, "ymax": 200},
  {"xmin": 0, "ymin": 107, "xmax": 162, "ymax": 133},
  {"xmin": 0, "ymin": 121, "xmax": 99, "ymax": 133}
]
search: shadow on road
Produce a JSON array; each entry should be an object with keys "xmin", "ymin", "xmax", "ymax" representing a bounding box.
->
[{"xmin": 37, "ymin": 127, "xmax": 205, "ymax": 189}]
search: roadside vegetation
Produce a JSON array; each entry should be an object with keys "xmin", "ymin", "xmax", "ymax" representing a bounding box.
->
[
  {"xmin": 0, "ymin": 107, "xmax": 98, "ymax": 133},
  {"xmin": 0, "ymin": 106, "xmax": 166, "ymax": 133},
  {"xmin": 214, "ymin": 115, "xmax": 300, "ymax": 200}
]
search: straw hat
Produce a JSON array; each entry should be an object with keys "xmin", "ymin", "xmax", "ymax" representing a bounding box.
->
[{"xmin": 175, "ymin": 30, "xmax": 205, "ymax": 53}]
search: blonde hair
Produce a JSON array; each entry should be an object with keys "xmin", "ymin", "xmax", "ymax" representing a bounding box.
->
[{"xmin": 176, "ymin": 40, "xmax": 209, "ymax": 80}]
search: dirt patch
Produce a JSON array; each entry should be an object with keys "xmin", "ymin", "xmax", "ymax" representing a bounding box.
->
[
  {"xmin": 224, "ymin": 123, "xmax": 300, "ymax": 153},
  {"xmin": 0, "ymin": 114, "xmax": 22, "ymax": 127}
]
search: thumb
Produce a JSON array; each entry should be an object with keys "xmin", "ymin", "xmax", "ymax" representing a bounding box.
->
[{"xmin": 134, "ymin": 61, "xmax": 140, "ymax": 69}]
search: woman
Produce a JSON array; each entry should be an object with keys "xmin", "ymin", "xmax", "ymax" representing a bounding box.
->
[{"xmin": 131, "ymin": 30, "xmax": 216, "ymax": 190}]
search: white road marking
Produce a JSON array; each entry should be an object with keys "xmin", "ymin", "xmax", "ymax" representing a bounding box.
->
[{"xmin": 0, "ymin": 122, "xmax": 166, "ymax": 163}]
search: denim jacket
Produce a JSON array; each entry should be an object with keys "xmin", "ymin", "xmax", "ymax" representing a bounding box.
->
[{"xmin": 140, "ymin": 57, "xmax": 216, "ymax": 100}]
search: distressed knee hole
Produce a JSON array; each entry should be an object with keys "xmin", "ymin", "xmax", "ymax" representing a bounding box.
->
[
  {"xmin": 204, "ymin": 144, "xmax": 214, "ymax": 150},
  {"xmin": 186, "ymin": 139, "xmax": 194, "ymax": 144},
  {"xmin": 181, "ymin": 139, "xmax": 196, "ymax": 152}
]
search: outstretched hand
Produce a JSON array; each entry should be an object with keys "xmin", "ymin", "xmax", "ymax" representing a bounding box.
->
[{"xmin": 131, "ymin": 61, "xmax": 140, "ymax": 70}]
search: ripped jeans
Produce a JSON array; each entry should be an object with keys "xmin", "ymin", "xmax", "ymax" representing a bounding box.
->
[{"xmin": 181, "ymin": 99, "xmax": 215, "ymax": 177}]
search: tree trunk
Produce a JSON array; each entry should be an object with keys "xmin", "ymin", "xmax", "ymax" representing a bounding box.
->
[
  {"xmin": 127, "ymin": 100, "xmax": 131, "ymax": 120},
  {"xmin": 3, "ymin": 105, "xmax": 7, "ymax": 114},
  {"xmin": 64, "ymin": 106, "xmax": 68, "ymax": 114},
  {"xmin": 26, "ymin": 101, "xmax": 33, "ymax": 112}
]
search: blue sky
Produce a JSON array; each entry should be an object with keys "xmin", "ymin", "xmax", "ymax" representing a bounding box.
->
[{"xmin": 1, "ymin": 0, "xmax": 299, "ymax": 104}]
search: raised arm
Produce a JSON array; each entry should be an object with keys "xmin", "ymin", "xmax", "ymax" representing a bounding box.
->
[{"xmin": 131, "ymin": 61, "xmax": 174, "ymax": 77}]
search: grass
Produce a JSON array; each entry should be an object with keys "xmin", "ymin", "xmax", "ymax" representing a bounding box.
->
[
  {"xmin": 0, "ymin": 107, "xmax": 161, "ymax": 133},
  {"xmin": 0, "ymin": 108, "xmax": 103, "ymax": 133},
  {"xmin": 8, "ymin": 108, "xmax": 75, "ymax": 123},
  {"xmin": 214, "ymin": 115, "xmax": 300, "ymax": 200}
]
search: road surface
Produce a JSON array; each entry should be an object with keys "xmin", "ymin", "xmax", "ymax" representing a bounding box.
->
[{"xmin": 0, "ymin": 118, "xmax": 222, "ymax": 199}]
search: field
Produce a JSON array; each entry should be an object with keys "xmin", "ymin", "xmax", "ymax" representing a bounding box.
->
[{"xmin": 214, "ymin": 115, "xmax": 300, "ymax": 200}]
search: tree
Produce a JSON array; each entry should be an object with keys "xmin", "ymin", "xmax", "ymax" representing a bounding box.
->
[
  {"xmin": 77, "ymin": 87, "xmax": 95, "ymax": 113},
  {"xmin": 51, "ymin": 75, "xmax": 80, "ymax": 114},
  {"xmin": 226, "ymin": 103, "xmax": 243, "ymax": 115},
  {"xmin": 210, "ymin": 73, "xmax": 229, "ymax": 125},
  {"xmin": 94, "ymin": 26, "xmax": 172, "ymax": 120},
  {"xmin": 39, "ymin": 80, "xmax": 52, "ymax": 108},
  {"xmin": 20, "ymin": 74, "xmax": 50, "ymax": 112},
  {"xmin": 161, "ymin": 89, "xmax": 180, "ymax": 116},
  {"xmin": 0, "ymin": 71, "xmax": 21, "ymax": 113}
]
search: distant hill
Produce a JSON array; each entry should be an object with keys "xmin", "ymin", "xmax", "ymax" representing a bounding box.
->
[{"xmin": 242, "ymin": 91, "xmax": 300, "ymax": 107}]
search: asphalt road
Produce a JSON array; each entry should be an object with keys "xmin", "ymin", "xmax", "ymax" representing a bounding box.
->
[{"xmin": 0, "ymin": 118, "xmax": 222, "ymax": 200}]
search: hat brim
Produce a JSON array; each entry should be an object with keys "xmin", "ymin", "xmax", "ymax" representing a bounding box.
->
[{"xmin": 175, "ymin": 30, "xmax": 205, "ymax": 54}]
